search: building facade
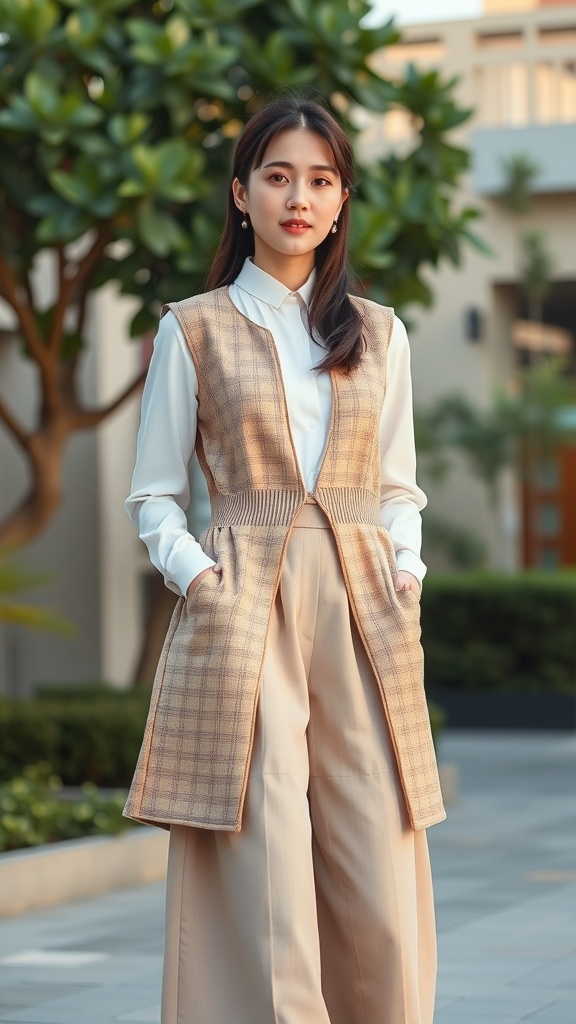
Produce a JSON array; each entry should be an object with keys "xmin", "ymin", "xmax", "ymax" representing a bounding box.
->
[{"xmin": 363, "ymin": 0, "xmax": 576, "ymax": 573}]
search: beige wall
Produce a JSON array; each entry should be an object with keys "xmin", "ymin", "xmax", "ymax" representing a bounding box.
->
[{"xmin": 0, "ymin": 262, "xmax": 144, "ymax": 693}]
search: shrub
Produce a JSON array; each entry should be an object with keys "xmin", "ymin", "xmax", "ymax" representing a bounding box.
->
[
  {"xmin": 427, "ymin": 701, "xmax": 446, "ymax": 752},
  {"xmin": 421, "ymin": 573, "xmax": 576, "ymax": 693},
  {"xmin": 0, "ymin": 762, "xmax": 132, "ymax": 852},
  {"xmin": 0, "ymin": 688, "xmax": 151, "ymax": 785}
]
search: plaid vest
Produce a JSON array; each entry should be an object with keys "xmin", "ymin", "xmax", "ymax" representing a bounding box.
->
[{"xmin": 124, "ymin": 288, "xmax": 445, "ymax": 832}]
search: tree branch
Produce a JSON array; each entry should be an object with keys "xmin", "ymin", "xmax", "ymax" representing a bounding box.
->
[
  {"xmin": 49, "ymin": 226, "xmax": 111, "ymax": 356},
  {"xmin": 0, "ymin": 392, "xmax": 31, "ymax": 452},
  {"xmin": 0, "ymin": 253, "xmax": 46, "ymax": 367},
  {"xmin": 61, "ymin": 286, "xmax": 89, "ymax": 403},
  {"xmin": 71, "ymin": 369, "xmax": 146, "ymax": 429}
]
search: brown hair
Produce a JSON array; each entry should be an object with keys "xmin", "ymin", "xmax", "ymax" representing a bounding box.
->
[{"xmin": 205, "ymin": 98, "xmax": 364, "ymax": 373}]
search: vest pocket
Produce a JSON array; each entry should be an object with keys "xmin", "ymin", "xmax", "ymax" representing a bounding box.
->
[{"xmin": 185, "ymin": 567, "xmax": 220, "ymax": 608}]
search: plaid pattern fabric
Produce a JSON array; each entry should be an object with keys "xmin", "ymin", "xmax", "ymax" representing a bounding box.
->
[{"xmin": 124, "ymin": 290, "xmax": 445, "ymax": 832}]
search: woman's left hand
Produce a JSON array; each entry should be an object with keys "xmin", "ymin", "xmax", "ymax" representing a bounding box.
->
[{"xmin": 394, "ymin": 570, "xmax": 421, "ymax": 597}]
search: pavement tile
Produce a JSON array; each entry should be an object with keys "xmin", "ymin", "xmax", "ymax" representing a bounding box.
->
[
  {"xmin": 436, "ymin": 992, "xmax": 559, "ymax": 1016},
  {"xmin": 0, "ymin": 986, "xmax": 91, "ymax": 1012},
  {"xmin": 0, "ymin": 731, "xmax": 574, "ymax": 1024},
  {"xmin": 116, "ymin": 1006, "xmax": 160, "ymax": 1022},
  {"xmin": 511, "ymin": 954, "xmax": 576, "ymax": 990},
  {"xmin": 520, "ymin": 999, "xmax": 576, "ymax": 1022},
  {"xmin": 0, "ymin": 986, "xmax": 161, "ymax": 1024}
]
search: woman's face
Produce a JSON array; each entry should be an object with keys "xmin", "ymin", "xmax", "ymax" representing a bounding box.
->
[{"xmin": 233, "ymin": 128, "xmax": 348, "ymax": 280}]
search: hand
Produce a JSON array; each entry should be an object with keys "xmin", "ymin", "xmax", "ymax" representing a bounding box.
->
[
  {"xmin": 394, "ymin": 570, "xmax": 420, "ymax": 597},
  {"xmin": 186, "ymin": 565, "xmax": 221, "ymax": 600}
]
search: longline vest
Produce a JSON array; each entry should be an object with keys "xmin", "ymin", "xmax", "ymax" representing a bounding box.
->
[{"xmin": 124, "ymin": 288, "xmax": 445, "ymax": 832}]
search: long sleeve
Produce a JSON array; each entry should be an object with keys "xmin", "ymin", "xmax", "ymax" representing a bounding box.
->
[
  {"xmin": 379, "ymin": 317, "xmax": 428, "ymax": 583},
  {"xmin": 125, "ymin": 311, "xmax": 216, "ymax": 597}
]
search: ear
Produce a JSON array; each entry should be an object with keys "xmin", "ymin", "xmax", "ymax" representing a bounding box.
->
[
  {"xmin": 232, "ymin": 178, "xmax": 248, "ymax": 214},
  {"xmin": 337, "ymin": 186, "xmax": 349, "ymax": 217}
]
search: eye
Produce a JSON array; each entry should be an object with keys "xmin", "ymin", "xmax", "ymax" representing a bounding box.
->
[
  {"xmin": 268, "ymin": 173, "xmax": 288, "ymax": 183},
  {"xmin": 312, "ymin": 177, "xmax": 333, "ymax": 187}
]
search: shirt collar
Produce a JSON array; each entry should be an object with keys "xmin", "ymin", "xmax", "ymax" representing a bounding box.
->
[{"xmin": 234, "ymin": 258, "xmax": 315, "ymax": 310}]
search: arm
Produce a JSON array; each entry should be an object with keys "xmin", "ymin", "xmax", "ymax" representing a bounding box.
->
[
  {"xmin": 379, "ymin": 316, "xmax": 427, "ymax": 589},
  {"xmin": 125, "ymin": 311, "xmax": 217, "ymax": 597}
]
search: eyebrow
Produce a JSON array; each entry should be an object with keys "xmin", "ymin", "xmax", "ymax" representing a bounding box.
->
[{"xmin": 262, "ymin": 160, "xmax": 337, "ymax": 174}]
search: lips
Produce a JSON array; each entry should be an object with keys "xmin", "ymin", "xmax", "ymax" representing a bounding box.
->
[{"xmin": 281, "ymin": 219, "xmax": 312, "ymax": 234}]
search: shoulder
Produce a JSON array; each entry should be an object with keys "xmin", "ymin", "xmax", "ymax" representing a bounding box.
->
[
  {"xmin": 161, "ymin": 287, "xmax": 228, "ymax": 322},
  {"xmin": 349, "ymin": 294, "xmax": 394, "ymax": 319},
  {"xmin": 349, "ymin": 295, "xmax": 396, "ymax": 350}
]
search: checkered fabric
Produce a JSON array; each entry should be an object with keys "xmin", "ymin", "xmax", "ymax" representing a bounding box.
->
[{"xmin": 124, "ymin": 289, "xmax": 445, "ymax": 832}]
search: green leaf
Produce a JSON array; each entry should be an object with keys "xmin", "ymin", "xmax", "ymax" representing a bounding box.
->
[
  {"xmin": 24, "ymin": 73, "xmax": 60, "ymax": 119},
  {"xmin": 1, "ymin": 0, "xmax": 59, "ymax": 42},
  {"xmin": 65, "ymin": 8, "xmax": 104, "ymax": 47},
  {"xmin": 108, "ymin": 113, "xmax": 151, "ymax": 147},
  {"xmin": 36, "ymin": 207, "xmax": 93, "ymax": 244},
  {"xmin": 49, "ymin": 170, "xmax": 91, "ymax": 206},
  {"xmin": 130, "ymin": 305, "xmax": 158, "ymax": 338},
  {"xmin": 136, "ymin": 203, "xmax": 188, "ymax": 257}
]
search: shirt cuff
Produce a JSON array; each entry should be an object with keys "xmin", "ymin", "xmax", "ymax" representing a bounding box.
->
[
  {"xmin": 395, "ymin": 549, "xmax": 427, "ymax": 585},
  {"xmin": 170, "ymin": 545, "xmax": 217, "ymax": 598}
]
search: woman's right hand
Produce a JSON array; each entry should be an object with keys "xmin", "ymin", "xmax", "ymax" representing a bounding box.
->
[{"xmin": 186, "ymin": 565, "xmax": 220, "ymax": 600}]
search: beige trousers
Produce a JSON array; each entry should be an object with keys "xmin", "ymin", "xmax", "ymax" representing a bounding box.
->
[{"xmin": 162, "ymin": 505, "xmax": 437, "ymax": 1024}]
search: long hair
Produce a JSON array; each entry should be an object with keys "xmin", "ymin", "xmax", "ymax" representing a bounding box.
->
[{"xmin": 205, "ymin": 98, "xmax": 364, "ymax": 373}]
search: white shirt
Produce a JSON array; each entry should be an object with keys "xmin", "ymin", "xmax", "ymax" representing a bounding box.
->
[{"xmin": 126, "ymin": 259, "xmax": 427, "ymax": 596}]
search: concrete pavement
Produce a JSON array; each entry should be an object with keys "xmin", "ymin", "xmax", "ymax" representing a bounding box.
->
[{"xmin": 0, "ymin": 731, "xmax": 575, "ymax": 1023}]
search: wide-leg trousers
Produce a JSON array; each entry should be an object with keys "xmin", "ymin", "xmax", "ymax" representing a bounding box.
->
[{"xmin": 162, "ymin": 504, "xmax": 437, "ymax": 1024}]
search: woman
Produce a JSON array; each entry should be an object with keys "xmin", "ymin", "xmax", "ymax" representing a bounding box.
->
[{"xmin": 125, "ymin": 97, "xmax": 445, "ymax": 1024}]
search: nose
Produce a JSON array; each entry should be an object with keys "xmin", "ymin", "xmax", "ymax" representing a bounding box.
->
[{"xmin": 287, "ymin": 180, "xmax": 309, "ymax": 211}]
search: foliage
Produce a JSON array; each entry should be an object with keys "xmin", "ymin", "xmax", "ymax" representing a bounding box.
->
[
  {"xmin": 498, "ymin": 153, "xmax": 539, "ymax": 215},
  {"xmin": 498, "ymin": 152, "xmax": 554, "ymax": 324},
  {"xmin": 416, "ymin": 359, "xmax": 576, "ymax": 495},
  {"xmin": 0, "ymin": 548, "xmax": 74, "ymax": 633},
  {"xmin": 421, "ymin": 512, "xmax": 486, "ymax": 569},
  {"xmin": 427, "ymin": 700, "xmax": 446, "ymax": 752},
  {"xmin": 421, "ymin": 572, "xmax": 576, "ymax": 694},
  {"xmin": 0, "ymin": 761, "xmax": 132, "ymax": 852},
  {"xmin": 0, "ymin": 0, "xmax": 481, "ymax": 546},
  {"xmin": 520, "ymin": 228, "xmax": 554, "ymax": 323},
  {"xmin": 0, "ymin": 687, "xmax": 150, "ymax": 786},
  {"xmin": 0, "ymin": 0, "xmax": 479, "ymax": 320}
]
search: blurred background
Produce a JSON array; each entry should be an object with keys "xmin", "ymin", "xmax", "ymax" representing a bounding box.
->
[{"xmin": 0, "ymin": 0, "xmax": 575, "ymax": 834}]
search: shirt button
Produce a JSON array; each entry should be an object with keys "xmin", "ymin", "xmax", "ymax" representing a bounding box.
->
[{"xmin": 308, "ymin": 419, "xmax": 317, "ymax": 429}]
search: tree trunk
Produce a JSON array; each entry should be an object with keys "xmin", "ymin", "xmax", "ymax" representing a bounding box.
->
[{"xmin": 0, "ymin": 423, "xmax": 69, "ymax": 549}]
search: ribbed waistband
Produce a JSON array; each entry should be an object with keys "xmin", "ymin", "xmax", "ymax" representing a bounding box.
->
[{"xmin": 210, "ymin": 488, "xmax": 379, "ymax": 528}]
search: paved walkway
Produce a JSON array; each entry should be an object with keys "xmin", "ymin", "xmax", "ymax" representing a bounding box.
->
[{"xmin": 0, "ymin": 731, "xmax": 574, "ymax": 1023}]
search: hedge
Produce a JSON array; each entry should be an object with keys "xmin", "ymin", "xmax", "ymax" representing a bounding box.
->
[
  {"xmin": 0, "ymin": 687, "xmax": 150, "ymax": 786},
  {"xmin": 421, "ymin": 572, "xmax": 576, "ymax": 694},
  {"xmin": 0, "ymin": 762, "xmax": 132, "ymax": 852},
  {"xmin": 1, "ymin": 685, "xmax": 447, "ymax": 784}
]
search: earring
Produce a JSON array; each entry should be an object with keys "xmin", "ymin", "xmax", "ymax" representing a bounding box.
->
[
  {"xmin": 331, "ymin": 220, "xmax": 338, "ymax": 234},
  {"xmin": 241, "ymin": 215, "xmax": 248, "ymax": 229}
]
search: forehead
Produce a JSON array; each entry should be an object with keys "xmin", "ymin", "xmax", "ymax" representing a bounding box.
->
[{"xmin": 257, "ymin": 128, "xmax": 339, "ymax": 173}]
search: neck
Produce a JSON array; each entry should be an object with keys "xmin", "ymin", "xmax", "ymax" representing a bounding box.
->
[{"xmin": 252, "ymin": 247, "xmax": 314, "ymax": 292}]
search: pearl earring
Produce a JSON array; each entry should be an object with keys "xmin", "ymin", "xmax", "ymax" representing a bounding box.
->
[
  {"xmin": 241, "ymin": 215, "xmax": 248, "ymax": 229},
  {"xmin": 331, "ymin": 220, "xmax": 338, "ymax": 234}
]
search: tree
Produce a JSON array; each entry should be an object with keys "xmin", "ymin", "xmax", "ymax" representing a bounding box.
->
[
  {"xmin": 499, "ymin": 152, "xmax": 554, "ymax": 326},
  {"xmin": 0, "ymin": 0, "xmax": 481, "ymax": 548},
  {"xmin": 499, "ymin": 153, "xmax": 539, "ymax": 216},
  {"xmin": 417, "ymin": 360, "xmax": 576, "ymax": 567},
  {"xmin": 520, "ymin": 228, "xmax": 554, "ymax": 325}
]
